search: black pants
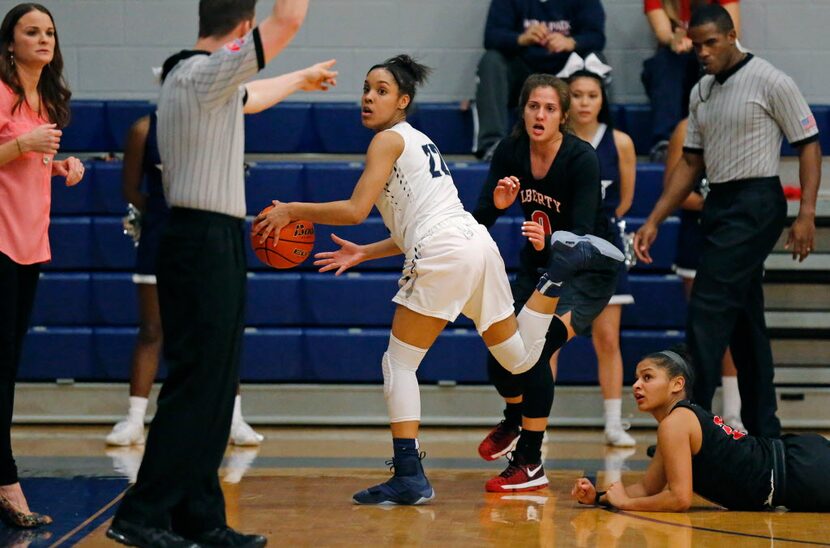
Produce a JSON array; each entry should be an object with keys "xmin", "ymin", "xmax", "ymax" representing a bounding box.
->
[
  {"xmin": 0, "ymin": 252, "xmax": 40, "ymax": 486},
  {"xmin": 114, "ymin": 208, "xmax": 246, "ymax": 535},
  {"xmin": 641, "ymin": 47, "xmax": 700, "ymax": 146},
  {"xmin": 688, "ymin": 177, "xmax": 786, "ymax": 438},
  {"xmin": 782, "ymin": 434, "xmax": 830, "ymax": 511},
  {"xmin": 473, "ymin": 50, "xmax": 533, "ymax": 155}
]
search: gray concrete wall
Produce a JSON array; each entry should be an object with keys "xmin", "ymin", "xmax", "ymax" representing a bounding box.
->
[{"xmin": 1, "ymin": 0, "xmax": 826, "ymax": 103}]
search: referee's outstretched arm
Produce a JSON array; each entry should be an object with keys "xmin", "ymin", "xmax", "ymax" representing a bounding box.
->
[
  {"xmin": 634, "ymin": 151, "xmax": 703, "ymax": 264},
  {"xmin": 257, "ymin": 0, "xmax": 309, "ymax": 64}
]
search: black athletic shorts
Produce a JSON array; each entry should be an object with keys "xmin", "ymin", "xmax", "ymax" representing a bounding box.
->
[
  {"xmin": 782, "ymin": 433, "xmax": 830, "ymax": 512},
  {"xmin": 513, "ymin": 264, "xmax": 618, "ymax": 337}
]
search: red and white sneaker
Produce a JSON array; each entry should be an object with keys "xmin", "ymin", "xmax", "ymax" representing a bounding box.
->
[
  {"xmin": 478, "ymin": 421, "xmax": 521, "ymax": 461},
  {"xmin": 485, "ymin": 453, "xmax": 549, "ymax": 493}
]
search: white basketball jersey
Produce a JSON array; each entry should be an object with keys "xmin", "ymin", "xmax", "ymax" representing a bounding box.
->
[{"xmin": 376, "ymin": 122, "xmax": 468, "ymax": 252}]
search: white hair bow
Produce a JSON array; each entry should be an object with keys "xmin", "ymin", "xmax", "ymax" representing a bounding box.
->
[{"xmin": 556, "ymin": 52, "xmax": 612, "ymax": 80}]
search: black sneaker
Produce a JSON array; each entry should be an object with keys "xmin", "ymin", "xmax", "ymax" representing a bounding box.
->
[
  {"xmin": 106, "ymin": 519, "xmax": 199, "ymax": 548},
  {"xmin": 353, "ymin": 453, "xmax": 435, "ymax": 505},
  {"xmin": 189, "ymin": 527, "xmax": 267, "ymax": 547},
  {"xmin": 647, "ymin": 444, "xmax": 657, "ymax": 458}
]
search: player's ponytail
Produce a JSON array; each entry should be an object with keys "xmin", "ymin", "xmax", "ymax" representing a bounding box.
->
[
  {"xmin": 644, "ymin": 345, "xmax": 696, "ymax": 399},
  {"xmin": 369, "ymin": 55, "xmax": 431, "ymax": 113}
]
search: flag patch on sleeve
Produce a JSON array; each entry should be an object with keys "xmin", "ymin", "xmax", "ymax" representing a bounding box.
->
[{"xmin": 801, "ymin": 114, "xmax": 817, "ymax": 132}]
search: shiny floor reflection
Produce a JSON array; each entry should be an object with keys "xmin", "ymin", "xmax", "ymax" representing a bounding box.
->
[{"xmin": 5, "ymin": 426, "xmax": 829, "ymax": 547}]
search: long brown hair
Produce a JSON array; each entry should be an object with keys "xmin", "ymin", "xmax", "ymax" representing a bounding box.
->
[
  {"xmin": 0, "ymin": 3, "xmax": 71, "ymax": 127},
  {"xmin": 511, "ymin": 73, "xmax": 571, "ymax": 140}
]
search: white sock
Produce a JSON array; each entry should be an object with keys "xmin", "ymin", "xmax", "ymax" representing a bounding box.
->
[
  {"xmin": 722, "ymin": 376, "xmax": 741, "ymax": 418},
  {"xmin": 603, "ymin": 399, "xmax": 622, "ymax": 430},
  {"xmin": 127, "ymin": 396, "xmax": 148, "ymax": 424},
  {"xmin": 232, "ymin": 394, "xmax": 243, "ymax": 424}
]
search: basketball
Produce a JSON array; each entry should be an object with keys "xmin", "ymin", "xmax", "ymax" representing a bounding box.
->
[{"xmin": 251, "ymin": 206, "xmax": 315, "ymax": 269}]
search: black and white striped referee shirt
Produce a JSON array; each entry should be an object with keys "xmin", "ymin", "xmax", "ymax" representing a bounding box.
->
[
  {"xmin": 157, "ymin": 29, "xmax": 265, "ymax": 218},
  {"xmin": 684, "ymin": 54, "xmax": 819, "ymax": 184}
]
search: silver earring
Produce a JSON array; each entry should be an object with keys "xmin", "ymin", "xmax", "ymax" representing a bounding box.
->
[{"xmin": 9, "ymin": 53, "xmax": 13, "ymax": 67}]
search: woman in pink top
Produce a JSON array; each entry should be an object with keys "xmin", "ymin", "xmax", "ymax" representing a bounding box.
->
[{"xmin": 0, "ymin": 3, "xmax": 83, "ymax": 528}]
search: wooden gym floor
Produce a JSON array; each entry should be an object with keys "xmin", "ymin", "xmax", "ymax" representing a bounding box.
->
[{"xmin": 4, "ymin": 425, "xmax": 829, "ymax": 547}]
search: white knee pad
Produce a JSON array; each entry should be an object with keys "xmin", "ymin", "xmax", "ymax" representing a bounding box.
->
[
  {"xmin": 382, "ymin": 334, "xmax": 427, "ymax": 423},
  {"xmin": 488, "ymin": 307, "xmax": 553, "ymax": 375}
]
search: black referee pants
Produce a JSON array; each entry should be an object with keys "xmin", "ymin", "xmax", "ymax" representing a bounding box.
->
[
  {"xmin": 114, "ymin": 208, "xmax": 246, "ymax": 536},
  {"xmin": 687, "ymin": 177, "xmax": 786, "ymax": 438},
  {"xmin": 0, "ymin": 252, "xmax": 40, "ymax": 486}
]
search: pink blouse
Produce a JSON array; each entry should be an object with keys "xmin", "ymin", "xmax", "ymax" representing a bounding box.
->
[{"xmin": 0, "ymin": 83, "xmax": 53, "ymax": 264}]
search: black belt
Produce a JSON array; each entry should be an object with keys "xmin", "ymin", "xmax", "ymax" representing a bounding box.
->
[
  {"xmin": 169, "ymin": 206, "xmax": 244, "ymax": 227},
  {"xmin": 769, "ymin": 438, "xmax": 788, "ymax": 508},
  {"xmin": 708, "ymin": 176, "xmax": 780, "ymax": 193}
]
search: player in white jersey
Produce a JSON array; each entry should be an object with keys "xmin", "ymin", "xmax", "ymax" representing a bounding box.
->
[{"xmin": 255, "ymin": 55, "xmax": 623, "ymax": 505}]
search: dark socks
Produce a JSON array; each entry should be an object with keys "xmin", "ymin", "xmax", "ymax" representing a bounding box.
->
[
  {"xmin": 516, "ymin": 429, "xmax": 544, "ymax": 464},
  {"xmin": 392, "ymin": 438, "xmax": 420, "ymax": 475},
  {"xmin": 503, "ymin": 403, "xmax": 522, "ymax": 427}
]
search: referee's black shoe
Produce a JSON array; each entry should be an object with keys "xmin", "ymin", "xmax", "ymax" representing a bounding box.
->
[
  {"xmin": 647, "ymin": 444, "xmax": 657, "ymax": 458},
  {"xmin": 106, "ymin": 519, "xmax": 199, "ymax": 548},
  {"xmin": 188, "ymin": 527, "xmax": 268, "ymax": 547}
]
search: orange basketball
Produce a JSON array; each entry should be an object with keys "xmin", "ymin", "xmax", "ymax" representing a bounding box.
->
[{"xmin": 251, "ymin": 206, "xmax": 315, "ymax": 269}]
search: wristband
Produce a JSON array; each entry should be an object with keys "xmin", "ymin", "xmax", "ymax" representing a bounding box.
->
[{"xmin": 595, "ymin": 490, "xmax": 612, "ymax": 508}]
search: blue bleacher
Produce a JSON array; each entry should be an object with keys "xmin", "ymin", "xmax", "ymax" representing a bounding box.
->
[
  {"xmin": 414, "ymin": 103, "xmax": 474, "ymax": 155},
  {"xmin": 311, "ymin": 103, "xmax": 374, "ymax": 153},
  {"xmin": 61, "ymin": 101, "xmax": 109, "ymax": 152},
  {"xmin": 31, "ymin": 274, "xmax": 91, "ymax": 326},
  {"xmin": 61, "ymin": 100, "xmax": 829, "ymax": 156},
  {"xmin": 51, "ymin": 170, "xmax": 93, "ymax": 214},
  {"xmin": 618, "ymin": 104, "xmax": 653, "ymax": 157},
  {"xmin": 44, "ymin": 98, "xmax": 822, "ymax": 384},
  {"xmin": 20, "ymin": 325, "xmax": 685, "ymax": 384},
  {"xmin": 45, "ymin": 218, "xmax": 93, "ymax": 270},
  {"xmin": 627, "ymin": 163, "xmax": 665, "ymax": 217},
  {"xmin": 20, "ymin": 327, "xmax": 94, "ymax": 380},
  {"xmin": 106, "ymin": 101, "xmax": 155, "ymax": 151},
  {"xmin": 245, "ymin": 103, "xmax": 316, "ymax": 153},
  {"xmin": 247, "ymin": 162, "xmax": 304, "ymax": 209},
  {"xmin": 242, "ymin": 328, "xmax": 306, "ymax": 381}
]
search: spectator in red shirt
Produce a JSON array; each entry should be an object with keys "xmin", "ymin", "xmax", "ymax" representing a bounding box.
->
[{"xmin": 641, "ymin": 0, "xmax": 740, "ymax": 162}]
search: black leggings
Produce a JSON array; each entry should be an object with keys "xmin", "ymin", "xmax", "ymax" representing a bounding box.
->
[
  {"xmin": 487, "ymin": 270, "xmax": 566, "ymax": 419},
  {"xmin": 0, "ymin": 252, "xmax": 41, "ymax": 485}
]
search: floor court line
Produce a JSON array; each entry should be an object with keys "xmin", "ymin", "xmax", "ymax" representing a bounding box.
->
[
  {"xmin": 49, "ymin": 487, "xmax": 126, "ymax": 547},
  {"xmin": 614, "ymin": 509, "xmax": 830, "ymax": 546}
]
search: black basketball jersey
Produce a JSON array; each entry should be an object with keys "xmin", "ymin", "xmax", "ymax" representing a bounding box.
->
[
  {"xmin": 673, "ymin": 400, "xmax": 775, "ymax": 510},
  {"xmin": 473, "ymin": 133, "xmax": 609, "ymax": 272}
]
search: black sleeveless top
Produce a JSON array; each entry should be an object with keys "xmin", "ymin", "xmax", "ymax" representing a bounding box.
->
[{"xmin": 673, "ymin": 400, "xmax": 775, "ymax": 510}]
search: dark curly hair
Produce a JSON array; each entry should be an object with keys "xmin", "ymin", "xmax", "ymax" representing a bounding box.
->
[{"xmin": 368, "ymin": 55, "xmax": 431, "ymax": 113}]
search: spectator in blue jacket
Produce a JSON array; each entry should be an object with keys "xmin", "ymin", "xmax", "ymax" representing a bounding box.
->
[{"xmin": 473, "ymin": 0, "xmax": 606, "ymax": 160}]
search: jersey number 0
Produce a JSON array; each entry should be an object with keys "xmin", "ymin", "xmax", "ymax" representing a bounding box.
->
[{"xmin": 422, "ymin": 144, "xmax": 450, "ymax": 178}]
